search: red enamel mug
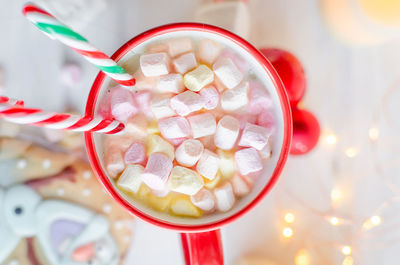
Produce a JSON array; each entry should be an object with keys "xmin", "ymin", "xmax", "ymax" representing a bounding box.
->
[{"xmin": 85, "ymin": 23, "xmax": 317, "ymax": 265}]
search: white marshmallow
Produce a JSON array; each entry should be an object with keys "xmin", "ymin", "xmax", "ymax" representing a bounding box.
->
[
  {"xmin": 150, "ymin": 95, "xmax": 176, "ymax": 119},
  {"xmin": 190, "ymin": 189, "xmax": 215, "ymax": 211},
  {"xmin": 147, "ymin": 134, "xmax": 175, "ymax": 160},
  {"xmin": 157, "ymin": 74, "xmax": 184, "ymax": 93},
  {"xmin": 239, "ymin": 122, "xmax": 270, "ymax": 150},
  {"xmin": 175, "ymin": 139, "xmax": 204, "ymax": 167},
  {"xmin": 168, "ymin": 166, "xmax": 204, "ymax": 195},
  {"xmin": 214, "ymin": 182, "xmax": 235, "ymax": 212},
  {"xmin": 173, "ymin": 52, "xmax": 197, "ymax": 74},
  {"xmin": 196, "ymin": 149, "xmax": 219, "ymax": 180},
  {"xmin": 167, "ymin": 38, "xmax": 193, "ymax": 57},
  {"xmin": 259, "ymin": 142, "xmax": 272, "ymax": 159},
  {"xmin": 170, "ymin": 91, "xmax": 204, "ymax": 116},
  {"xmin": 105, "ymin": 146, "xmax": 125, "ymax": 178},
  {"xmin": 221, "ymin": 81, "xmax": 249, "ymax": 112},
  {"xmin": 158, "ymin": 116, "xmax": 191, "ymax": 139},
  {"xmin": 234, "ymin": 147, "xmax": 263, "ymax": 175},
  {"xmin": 213, "ymin": 58, "xmax": 243, "ymax": 89},
  {"xmin": 198, "ymin": 39, "xmax": 222, "ymax": 65},
  {"xmin": 231, "ymin": 174, "xmax": 251, "ymax": 197},
  {"xmin": 142, "ymin": 153, "xmax": 173, "ymax": 191},
  {"xmin": 140, "ymin": 52, "xmax": 170, "ymax": 77},
  {"xmin": 214, "ymin": 115, "xmax": 240, "ymax": 150},
  {"xmin": 199, "ymin": 86, "xmax": 219, "ymax": 110},
  {"xmin": 117, "ymin": 164, "xmax": 144, "ymax": 194},
  {"xmin": 188, "ymin": 113, "xmax": 217, "ymax": 138},
  {"xmin": 184, "ymin": 65, "xmax": 214, "ymax": 92}
]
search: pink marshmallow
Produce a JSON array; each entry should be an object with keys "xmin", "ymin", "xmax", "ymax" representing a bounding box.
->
[
  {"xmin": 248, "ymin": 81, "xmax": 273, "ymax": 115},
  {"xmin": 239, "ymin": 122, "xmax": 271, "ymax": 150},
  {"xmin": 231, "ymin": 174, "xmax": 252, "ymax": 197},
  {"xmin": 198, "ymin": 39, "xmax": 222, "ymax": 65},
  {"xmin": 235, "ymin": 114, "xmax": 257, "ymax": 130},
  {"xmin": 214, "ymin": 182, "xmax": 235, "ymax": 212},
  {"xmin": 124, "ymin": 142, "xmax": 146, "ymax": 165},
  {"xmin": 220, "ymin": 49, "xmax": 248, "ymax": 73},
  {"xmin": 256, "ymin": 111, "xmax": 276, "ymax": 134},
  {"xmin": 220, "ymin": 81, "xmax": 249, "ymax": 112},
  {"xmin": 110, "ymin": 87, "xmax": 138, "ymax": 122},
  {"xmin": 196, "ymin": 149, "xmax": 219, "ymax": 180},
  {"xmin": 157, "ymin": 74, "xmax": 184, "ymax": 93},
  {"xmin": 167, "ymin": 38, "xmax": 193, "ymax": 57},
  {"xmin": 199, "ymin": 86, "xmax": 219, "ymax": 110},
  {"xmin": 168, "ymin": 137, "xmax": 188, "ymax": 147},
  {"xmin": 234, "ymin": 147, "xmax": 263, "ymax": 175},
  {"xmin": 170, "ymin": 91, "xmax": 204, "ymax": 116},
  {"xmin": 150, "ymin": 95, "xmax": 176, "ymax": 119},
  {"xmin": 133, "ymin": 70, "xmax": 158, "ymax": 90},
  {"xmin": 214, "ymin": 115, "xmax": 240, "ymax": 150},
  {"xmin": 188, "ymin": 113, "xmax": 217, "ymax": 138},
  {"xmin": 134, "ymin": 90, "xmax": 152, "ymax": 115},
  {"xmin": 105, "ymin": 146, "xmax": 125, "ymax": 178},
  {"xmin": 142, "ymin": 153, "xmax": 173, "ymax": 191},
  {"xmin": 213, "ymin": 58, "xmax": 243, "ymax": 89},
  {"xmin": 158, "ymin": 116, "xmax": 191, "ymax": 139},
  {"xmin": 173, "ymin": 52, "xmax": 197, "ymax": 74},
  {"xmin": 140, "ymin": 52, "xmax": 170, "ymax": 77},
  {"xmin": 190, "ymin": 189, "xmax": 215, "ymax": 211}
]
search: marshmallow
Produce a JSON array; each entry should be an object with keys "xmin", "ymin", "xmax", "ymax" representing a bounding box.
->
[
  {"xmin": 257, "ymin": 111, "xmax": 276, "ymax": 133},
  {"xmin": 221, "ymin": 81, "xmax": 249, "ymax": 112},
  {"xmin": 231, "ymin": 174, "xmax": 251, "ymax": 197},
  {"xmin": 168, "ymin": 166, "xmax": 204, "ymax": 195},
  {"xmin": 142, "ymin": 153, "xmax": 173, "ymax": 191},
  {"xmin": 140, "ymin": 52, "xmax": 170, "ymax": 77},
  {"xmin": 117, "ymin": 164, "xmax": 144, "ymax": 193},
  {"xmin": 146, "ymin": 190, "xmax": 173, "ymax": 211},
  {"xmin": 214, "ymin": 115, "xmax": 240, "ymax": 150},
  {"xmin": 190, "ymin": 189, "xmax": 215, "ymax": 211},
  {"xmin": 196, "ymin": 149, "xmax": 219, "ymax": 180},
  {"xmin": 168, "ymin": 137, "xmax": 187, "ymax": 147},
  {"xmin": 248, "ymin": 81, "xmax": 273, "ymax": 115},
  {"xmin": 110, "ymin": 86, "xmax": 138, "ymax": 121},
  {"xmin": 234, "ymin": 147, "xmax": 263, "ymax": 175},
  {"xmin": 167, "ymin": 38, "xmax": 193, "ymax": 57},
  {"xmin": 204, "ymin": 171, "xmax": 221, "ymax": 189},
  {"xmin": 134, "ymin": 90, "xmax": 152, "ymax": 115},
  {"xmin": 175, "ymin": 139, "xmax": 204, "ymax": 167},
  {"xmin": 151, "ymin": 186, "xmax": 171, "ymax": 198},
  {"xmin": 125, "ymin": 114, "xmax": 148, "ymax": 143},
  {"xmin": 106, "ymin": 135, "xmax": 135, "ymax": 152},
  {"xmin": 147, "ymin": 134, "xmax": 175, "ymax": 160},
  {"xmin": 184, "ymin": 65, "xmax": 214, "ymax": 92},
  {"xmin": 199, "ymin": 135, "xmax": 216, "ymax": 151},
  {"xmin": 157, "ymin": 74, "xmax": 184, "ymax": 93},
  {"xmin": 220, "ymin": 49, "xmax": 248, "ymax": 73},
  {"xmin": 236, "ymin": 113, "xmax": 257, "ymax": 130},
  {"xmin": 150, "ymin": 95, "xmax": 176, "ymax": 119},
  {"xmin": 105, "ymin": 146, "xmax": 125, "ymax": 178},
  {"xmin": 147, "ymin": 43, "xmax": 168, "ymax": 53},
  {"xmin": 198, "ymin": 39, "xmax": 222, "ymax": 65},
  {"xmin": 214, "ymin": 76, "xmax": 227, "ymax": 92},
  {"xmin": 97, "ymin": 93, "xmax": 111, "ymax": 119},
  {"xmin": 158, "ymin": 116, "xmax": 191, "ymax": 139},
  {"xmin": 173, "ymin": 52, "xmax": 197, "ymax": 74},
  {"xmin": 124, "ymin": 142, "xmax": 146, "ymax": 165},
  {"xmin": 188, "ymin": 113, "xmax": 217, "ymax": 138},
  {"xmin": 170, "ymin": 195, "xmax": 202, "ymax": 217},
  {"xmin": 259, "ymin": 142, "xmax": 272, "ymax": 159},
  {"xmin": 199, "ymin": 86, "xmax": 219, "ymax": 110},
  {"xmin": 147, "ymin": 119, "xmax": 160, "ymax": 134},
  {"xmin": 170, "ymin": 91, "xmax": 204, "ymax": 116},
  {"xmin": 133, "ymin": 70, "xmax": 158, "ymax": 90},
  {"xmin": 213, "ymin": 58, "xmax": 243, "ymax": 89},
  {"xmin": 217, "ymin": 149, "xmax": 236, "ymax": 179},
  {"xmin": 214, "ymin": 182, "xmax": 235, "ymax": 212},
  {"xmin": 239, "ymin": 122, "xmax": 271, "ymax": 150}
]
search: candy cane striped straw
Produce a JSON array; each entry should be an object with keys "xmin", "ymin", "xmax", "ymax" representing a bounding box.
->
[
  {"xmin": 22, "ymin": 3, "xmax": 136, "ymax": 87},
  {"xmin": 0, "ymin": 97, "xmax": 124, "ymax": 134}
]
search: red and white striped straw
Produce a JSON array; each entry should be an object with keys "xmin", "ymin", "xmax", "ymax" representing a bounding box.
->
[{"xmin": 0, "ymin": 97, "xmax": 124, "ymax": 134}]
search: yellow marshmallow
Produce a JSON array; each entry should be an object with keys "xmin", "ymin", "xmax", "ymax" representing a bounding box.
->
[
  {"xmin": 216, "ymin": 149, "xmax": 236, "ymax": 179},
  {"xmin": 170, "ymin": 195, "xmax": 202, "ymax": 217},
  {"xmin": 147, "ymin": 134, "xmax": 175, "ymax": 160},
  {"xmin": 204, "ymin": 171, "xmax": 222, "ymax": 189},
  {"xmin": 183, "ymin": 65, "xmax": 214, "ymax": 92}
]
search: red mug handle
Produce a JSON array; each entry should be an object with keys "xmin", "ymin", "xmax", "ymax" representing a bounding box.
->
[{"xmin": 180, "ymin": 229, "xmax": 224, "ymax": 265}]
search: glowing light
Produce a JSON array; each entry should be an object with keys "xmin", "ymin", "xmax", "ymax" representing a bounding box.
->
[
  {"xmin": 330, "ymin": 217, "xmax": 340, "ymax": 226},
  {"xmin": 324, "ymin": 133, "xmax": 338, "ymax": 145},
  {"xmin": 284, "ymin": 213, "xmax": 295, "ymax": 224},
  {"xmin": 295, "ymin": 249, "xmax": 311, "ymax": 265},
  {"xmin": 369, "ymin": 126, "xmax": 379, "ymax": 141},
  {"xmin": 370, "ymin": 215, "xmax": 382, "ymax": 226},
  {"xmin": 342, "ymin": 246, "xmax": 352, "ymax": 255},
  {"xmin": 282, "ymin": 227, "xmax": 293, "ymax": 238},
  {"xmin": 331, "ymin": 188, "xmax": 342, "ymax": 201},
  {"xmin": 345, "ymin": 147, "xmax": 359, "ymax": 158},
  {"xmin": 342, "ymin": 256, "xmax": 354, "ymax": 265}
]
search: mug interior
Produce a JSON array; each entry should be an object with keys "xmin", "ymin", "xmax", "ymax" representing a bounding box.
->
[{"xmin": 85, "ymin": 24, "xmax": 291, "ymax": 231}]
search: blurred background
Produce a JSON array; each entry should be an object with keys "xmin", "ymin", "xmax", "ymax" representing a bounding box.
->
[{"xmin": 1, "ymin": 0, "xmax": 400, "ymax": 264}]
